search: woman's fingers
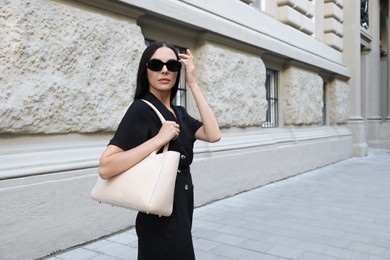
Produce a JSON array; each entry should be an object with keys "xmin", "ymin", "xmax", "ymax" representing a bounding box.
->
[
  {"xmin": 179, "ymin": 49, "xmax": 193, "ymax": 64},
  {"xmin": 161, "ymin": 121, "xmax": 180, "ymax": 140}
]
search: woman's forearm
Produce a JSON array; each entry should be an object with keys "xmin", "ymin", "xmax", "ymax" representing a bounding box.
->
[
  {"xmin": 189, "ymin": 83, "xmax": 221, "ymax": 142},
  {"xmin": 98, "ymin": 118, "xmax": 180, "ymax": 179},
  {"xmin": 98, "ymin": 135, "xmax": 164, "ymax": 179},
  {"xmin": 179, "ymin": 49, "xmax": 221, "ymax": 143}
]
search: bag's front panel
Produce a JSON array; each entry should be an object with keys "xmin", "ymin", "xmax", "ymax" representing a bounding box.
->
[{"xmin": 148, "ymin": 151, "xmax": 180, "ymax": 216}]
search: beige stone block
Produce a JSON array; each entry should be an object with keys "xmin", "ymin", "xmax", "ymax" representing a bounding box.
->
[
  {"xmin": 324, "ymin": 2, "xmax": 343, "ymax": 22},
  {"xmin": 240, "ymin": 0, "xmax": 255, "ymax": 4},
  {"xmin": 324, "ymin": 17, "xmax": 343, "ymax": 36},
  {"xmin": 328, "ymin": 79, "xmax": 349, "ymax": 124},
  {"xmin": 192, "ymin": 42, "xmax": 267, "ymax": 128},
  {"xmin": 324, "ymin": 0, "xmax": 344, "ymax": 9},
  {"xmin": 282, "ymin": 66, "xmax": 323, "ymax": 125},
  {"xmin": 324, "ymin": 32, "xmax": 343, "ymax": 51},
  {"xmin": 0, "ymin": 0, "xmax": 145, "ymax": 134},
  {"xmin": 277, "ymin": 0, "xmax": 315, "ymax": 18},
  {"xmin": 277, "ymin": 6, "xmax": 314, "ymax": 35}
]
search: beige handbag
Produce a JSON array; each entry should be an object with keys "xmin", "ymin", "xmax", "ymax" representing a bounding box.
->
[{"xmin": 91, "ymin": 99, "xmax": 180, "ymax": 217}]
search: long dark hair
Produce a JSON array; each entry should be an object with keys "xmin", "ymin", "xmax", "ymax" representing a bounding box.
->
[{"xmin": 134, "ymin": 41, "xmax": 181, "ymax": 101}]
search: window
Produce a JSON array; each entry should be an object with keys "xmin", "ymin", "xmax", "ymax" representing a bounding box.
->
[
  {"xmin": 321, "ymin": 82, "xmax": 327, "ymax": 125},
  {"xmin": 175, "ymin": 48, "xmax": 187, "ymax": 107},
  {"xmin": 262, "ymin": 68, "xmax": 279, "ymax": 128},
  {"xmin": 361, "ymin": 0, "xmax": 369, "ymax": 29},
  {"xmin": 145, "ymin": 40, "xmax": 187, "ymax": 107}
]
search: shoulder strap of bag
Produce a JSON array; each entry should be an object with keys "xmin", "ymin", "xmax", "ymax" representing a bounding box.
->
[
  {"xmin": 141, "ymin": 99, "xmax": 166, "ymax": 124},
  {"xmin": 141, "ymin": 99, "xmax": 170, "ymax": 153}
]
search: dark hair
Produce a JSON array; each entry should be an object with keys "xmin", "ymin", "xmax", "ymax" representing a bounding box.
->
[{"xmin": 134, "ymin": 41, "xmax": 181, "ymax": 101}]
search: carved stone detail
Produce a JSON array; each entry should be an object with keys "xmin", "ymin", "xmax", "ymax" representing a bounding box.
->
[
  {"xmin": 193, "ymin": 42, "xmax": 268, "ymax": 128},
  {"xmin": 0, "ymin": 1, "xmax": 145, "ymax": 134},
  {"xmin": 283, "ymin": 66, "xmax": 324, "ymax": 125}
]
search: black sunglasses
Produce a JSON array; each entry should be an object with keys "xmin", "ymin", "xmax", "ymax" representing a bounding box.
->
[{"xmin": 146, "ymin": 59, "xmax": 182, "ymax": 72}]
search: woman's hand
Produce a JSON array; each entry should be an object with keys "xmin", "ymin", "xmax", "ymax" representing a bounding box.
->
[
  {"xmin": 179, "ymin": 49, "xmax": 197, "ymax": 87},
  {"xmin": 156, "ymin": 120, "xmax": 180, "ymax": 145}
]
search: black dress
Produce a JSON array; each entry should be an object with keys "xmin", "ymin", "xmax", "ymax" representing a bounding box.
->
[{"xmin": 109, "ymin": 92, "xmax": 202, "ymax": 260}]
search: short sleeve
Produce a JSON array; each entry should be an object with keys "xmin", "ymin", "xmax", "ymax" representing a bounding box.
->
[
  {"xmin": 176, "ymin": 106, "xmax": 203, "ymax": 140},
  {"xmin": 109, "ymin": 100, "xmax": 151, "ymax": 151},
  {"xmin": 189, "ymin": 114, "xmax": 203, "ymax": 138}
]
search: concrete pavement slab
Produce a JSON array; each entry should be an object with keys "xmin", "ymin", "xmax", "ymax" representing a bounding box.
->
[{"xmin": 43, "ymin": 149, "xmax": 390, "ymax": 260}]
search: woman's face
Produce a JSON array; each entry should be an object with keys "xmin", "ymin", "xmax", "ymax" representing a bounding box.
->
[{"xmin": 147, "ymin": 47, "xmax": 179, "ymax": 97}]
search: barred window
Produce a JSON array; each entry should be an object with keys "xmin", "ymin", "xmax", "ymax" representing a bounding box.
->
[
  {"xmin": 175, "ymin": 48, "xmax": 187, "ymax": 107},
  {"xmin": 262, "ymin": 69, "xmax": 279, "ymax": 128},
  {"xmin": 321, "ymin": 82, "xmax": 327, "ymax": 125},
  {"xmin": 145, "ymin": 40, "xmax": 187, "ymax": 107},
  {"xmin": 361, "ymin": 0, "xmax": 369, "ymax": 29}
]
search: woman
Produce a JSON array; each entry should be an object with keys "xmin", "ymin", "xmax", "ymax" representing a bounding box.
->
[{"xmin": 98, "ymin": 40, "xmax": 221, "ymax": 259}]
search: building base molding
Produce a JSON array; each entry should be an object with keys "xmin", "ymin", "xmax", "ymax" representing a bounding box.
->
[
  {"xmin": 378, "ymin": 120, "xmax": 390, "ymax": 149},
  {"xmin": 347, "ymin": 119, "xmax": 369, "ymax": 156},
  {"xmin": 0, "ymin": 126, "xmax": 353, "ymax": 259},
  {"xmin": 366, "ymin": 118, "xmax": 383, "ymax": 148},
  {"xmin": 0, "ymin": 167, "xmax": 137, "ymax": 260}
]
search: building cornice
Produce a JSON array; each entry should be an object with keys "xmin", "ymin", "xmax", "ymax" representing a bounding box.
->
[{"xmin": 74, "ymin": 0, "xmax": 350, "ymax": 79}]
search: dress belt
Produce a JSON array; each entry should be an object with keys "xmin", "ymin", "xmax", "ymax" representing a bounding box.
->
[{"xmin": 177, "ymin": 167, "xmax": 190, "ymax": 174}]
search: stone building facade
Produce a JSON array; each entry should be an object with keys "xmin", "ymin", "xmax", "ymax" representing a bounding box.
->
[{"xmin": 0, "ymin": 0, "xmax": 389, "ymax": 258}]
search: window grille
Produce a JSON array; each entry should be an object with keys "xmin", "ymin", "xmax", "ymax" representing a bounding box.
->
[
  {"xmin": 361, "ymin": 0, "xmax": 369, "ymax": 29},
  {"xmin": 145, "ymin": 40, "xmax": 187, "ymax": 107},
  {"xmin": 321, "ymin": 83, "xmax": 327, "ymax": 125},
  {"xmin": 262, "ymin": 69, "xmax": 278, "ymax": 128},
  {"xmin": 175, "ymin": 48, "xmax": 187, "ymax": 107}
]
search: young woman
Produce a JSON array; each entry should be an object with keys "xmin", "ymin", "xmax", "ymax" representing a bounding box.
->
[{"xmin": 98, "ymin": 41, "xmax": 221, "ymax": 259}]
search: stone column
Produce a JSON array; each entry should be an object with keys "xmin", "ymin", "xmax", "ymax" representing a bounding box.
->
[
  {"xmin": 387, "ymin": 1, "xmax": 390, "ymax": 120},
  {"xmin": 365, "ymin": 0, "xmax": 382, "ymax": 147},
  {"xmin": 366, "ymin": 0, "xmax": 381, "ymax": 119},
  {"xmin": 381, "ymin": 0, "xmax": 390, "ymax": 149},
  {"xmin": 344, "ymin": 0, "xmax": 368, "ymax": 156}
]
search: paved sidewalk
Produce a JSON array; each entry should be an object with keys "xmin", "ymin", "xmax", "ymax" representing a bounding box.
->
[{"xmin": 46, "ymin": 149, "xmax": 390, "ymax": 260}]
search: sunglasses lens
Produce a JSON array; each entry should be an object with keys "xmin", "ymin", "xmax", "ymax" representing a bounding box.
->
[
  {"xmin": 166, "ymin": 61, "xmax": 181, "ymax": 72},
  {"xmin": 147, "ymin": 60, "xmax": 181, "ymax": 72},
  {"xmin": 147, "ymin": 60, "xmax": 164, "ymax": 71}
]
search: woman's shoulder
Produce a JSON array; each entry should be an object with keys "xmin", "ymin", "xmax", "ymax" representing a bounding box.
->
[
  {"xmin": 130, "ymin": 99, "xmax": 147, "ymax": 108},
  {"xmin": 127, "ymin": 99, "xmax": 149, "ymax": 112},
  {"xmin": 122, "ymin": 99, "xmax": 150, "ymax": 119},
  {"xmin": 173, "ymin": 105, "xmax": 190, "ymax": 117}
]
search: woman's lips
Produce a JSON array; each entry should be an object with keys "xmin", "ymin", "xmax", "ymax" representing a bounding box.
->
[{"xmin": 159, "ymin": 78, "xmax": 170, "ymax": 84}]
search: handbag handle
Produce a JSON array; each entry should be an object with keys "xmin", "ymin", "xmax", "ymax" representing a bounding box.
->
[
  {"xmin": 141, "ymin": 99, "xmax": 169, "ymax": 153},
  {"xmin": 141, "ymin": 99, "xmax": 166, "ymax": 124}
]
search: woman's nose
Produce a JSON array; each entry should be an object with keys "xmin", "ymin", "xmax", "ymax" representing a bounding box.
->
[{"xmin": 161, "ymin": 65, "xmax": 169, "ymax": 73}]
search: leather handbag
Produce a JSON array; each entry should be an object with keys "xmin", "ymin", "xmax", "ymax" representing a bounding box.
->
[{"xmin": 91, "ymin": 99, "xmax": 180, "ymax": 217}]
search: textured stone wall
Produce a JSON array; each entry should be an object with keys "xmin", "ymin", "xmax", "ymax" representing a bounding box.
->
[
  {"xmin": 193, "ymin": 42, "xmax": 268, "ymax": 128},
  {"xmin": 0, "ymin": 0, "xmax": 145, "ymax": 134},
  {"xmin": 282, "ymin": 66, "xmax": 324, "ymax": 125},
  {"xmin": 328, "ymin": 79, "xmax": 349, "ymax": 124}
]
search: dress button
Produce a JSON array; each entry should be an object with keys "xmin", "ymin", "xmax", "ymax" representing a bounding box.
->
[
  {"xmin": 181, "ymin": 155, "xmax": 186, "ymax": 159},
  {"xmin": 177, "ymin": 169, "xmax": 181, "ymax": 173},
  {"xmin": 184, "ymin": 185, "xmax": 189, "ymax": 190}
]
